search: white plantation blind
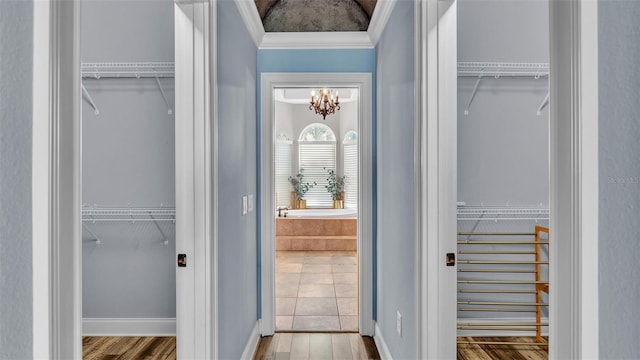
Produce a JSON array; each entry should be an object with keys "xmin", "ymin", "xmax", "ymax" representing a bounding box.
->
[
  {"xmin": 298, "ymin": 142, "xmax": 336, "ymax": 208},
  {"xmin": 343, "ymin": 142, "xmax": 358, "ymax": 209},
  {"xmin": 275, "ymin": 140, "xmax": 292, "ymax": 207}
]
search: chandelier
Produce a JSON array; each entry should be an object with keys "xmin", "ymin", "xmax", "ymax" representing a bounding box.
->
[{"xmin": 309, "ymin": 89, "xmax": 340, "ymax": 120}]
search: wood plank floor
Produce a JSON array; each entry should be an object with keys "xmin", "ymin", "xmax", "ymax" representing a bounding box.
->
[
  {"xmin": 457, "ymin": 337, "xmax": 548, "ymax": 360},
  {"xmin": 83, "ymin": 335, "xmax": 546, "ymax": 359},
  {"xmin": 83, "ymin": 337, "xmax": 176, "ymax": 360},
  {"xmin": 254, "ymin": 333, "xmax": 380, "ymax": 360}
]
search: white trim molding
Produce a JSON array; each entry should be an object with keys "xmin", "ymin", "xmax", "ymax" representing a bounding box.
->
[
  {"xmin": 260, "ymin": 73, "xmax": 374, "ymax": 336},
  {"xmin": 175, "ymin": 1, "xmax": 217, "ymax": 358},
  {"xmin": 82, "ymin": 318, "xmax": 176, "ymax": 336},
  {"xmin": 415, "ymin": 0, "xmax": 457, "ymax": 359},
  {"xmin": 32, "ymin": 0, "xmax": 82, "ymax": 358},
  {"xmin": 367, "ymin": 0, "xmax": 397, "ymax": 45},
  {"xmin": 374, "ymin": 323, "xmax": 393, "ymax": 360},
  {"xmin": 234, "ymin": 0, "xmax": 264, "ymax": 47},
  {"xmin": 549, "ymin": 0, "xmax": 599, "ymax": 358},
  {"xmin": 240, "ymin": 321, "xmax": 261, "ymax": 360},
  {"xmin": 260, "ymin": 32, "xmax": 374, "ymax": 49}
]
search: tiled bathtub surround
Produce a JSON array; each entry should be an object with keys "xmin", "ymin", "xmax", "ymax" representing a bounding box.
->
[
  {"xmin": 276, "ymin": 251, "xmax": 358, "ymax": 331},
  {"xmin": 276, "ymin": 218, "xmax": 357, "ymax": 251}
]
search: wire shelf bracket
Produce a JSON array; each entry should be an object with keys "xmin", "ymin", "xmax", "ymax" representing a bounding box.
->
[
  {"xmin": 537, "ymin": 92, "xmax": 550, "ymax": 116},
  {"xmin": 81, "ymin": 84, "xmax": 100, "ymax": 115}
]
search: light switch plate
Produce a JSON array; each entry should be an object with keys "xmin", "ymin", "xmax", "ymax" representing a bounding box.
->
[
  {"xmin": 242, "ymin": 196, "xmax": 248, "ymax": 215},
  {"xmin": 248, "ymin": 194, "xmax": 254, "ymax": 212}
]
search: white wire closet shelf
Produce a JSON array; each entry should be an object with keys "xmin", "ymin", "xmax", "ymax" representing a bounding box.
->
[
  {"xmin": 457, "ymin": 62, "xmax": 550, "ymax": 116},
  {"xmin": 457, "ymin": 62, "xmax": 549, "ymax": 78},
  {"xmin": 81, "ymin": 62, "xmax": 175, "ymax": 78},
  {"xmin": 82, "ymin": 206, "xmax": 176, "ymax": 222},
  {"xmin": 81, "ymin": 62, "xmax": 174, "ymax": 115},
  {"xmin": 457, "ymin": 205, "xmax": 549, "ymax": 221}
]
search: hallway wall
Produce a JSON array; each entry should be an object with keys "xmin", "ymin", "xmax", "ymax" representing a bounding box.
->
[
  {"xmin": 0, "ymin": 0, "xmax": 33, "ymax": 357},
  {"xmin": 217, "ymin": 0, "xmax": 259, "ymax": 358},
  {"xmin": 375, "ymin": 0, "xmax": 416, "ymax": 358},
  {"xmin": 257, "ymin": 48, "xmax": 376, "ymax": 320},
  {"xmin": 599, "ymin": 0, "xmax": 640, "ymax": 357}
]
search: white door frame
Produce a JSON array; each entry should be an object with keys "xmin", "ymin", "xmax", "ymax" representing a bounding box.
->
[
  {"xmin": 414, "ymin": 0, "xmax": 458, "ymax": 358},
  {"xmin": 260, "ymin": 73, "xmax": 374, "ymax": 336},
  {"xmin": 32, "ymin": 0, "xmax": 218, "ymax": 357},
  {"xmin": 414, "ymin": 0, "xmax": 599, "ymax": 358},
  {"xmin": 175, "ymin": 1, "xmax": 218, "ymax": 358}
]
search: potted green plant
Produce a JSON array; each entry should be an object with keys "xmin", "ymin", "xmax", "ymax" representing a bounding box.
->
[
  {"xmin": 324, "ymin": 168, "xmax": 346, "ymax": 209},
  {"xmin": 288, "ymin": 169, "xmax": 316, "ymax": 209}
]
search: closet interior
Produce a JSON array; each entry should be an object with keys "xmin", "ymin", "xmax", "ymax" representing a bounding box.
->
[
  {"xmin": 456, "ymin": 0, "xmax": 550, "ymax": 356},
  {"xmin": 80, "ymin": 0, "xmax": 176, "ymax": 353}
]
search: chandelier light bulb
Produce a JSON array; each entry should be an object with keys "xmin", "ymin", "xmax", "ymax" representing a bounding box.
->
[{"xmin": 309, "ymin": 88, "xmax": 341, "ymax": 120}]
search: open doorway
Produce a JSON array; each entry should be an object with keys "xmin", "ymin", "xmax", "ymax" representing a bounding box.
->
[
  {"xmin": 260, "ymin": 73, "xmax": 374, "ymax": 337},
  {"xmin": 454, "ymin": 1, "xmax": 550, "ymax": 358},
  {"xmin": 273, "ymin": 88, "xmax": 360, "ymax": 331},
  {"xmin": 79, "ymin": 1, "xmax": 177, "ymax": 358}
]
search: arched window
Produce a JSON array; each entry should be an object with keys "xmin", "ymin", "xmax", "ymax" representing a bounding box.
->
[
  {"xmin": 298, "ymin": 123, "xmax": 336, "ymax": 208},
  {"xmin": 343, "ymin": 131, "xmax": 358, "ymax": 209}
]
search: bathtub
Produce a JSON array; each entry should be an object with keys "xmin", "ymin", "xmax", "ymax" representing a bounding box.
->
[
  {"xmin": 277, "ymin": 208, "xmax": 357, "ymax": 218},
  {"xmin": 276, "ymin": 209, "xmax": 358, "ymax": 251}
]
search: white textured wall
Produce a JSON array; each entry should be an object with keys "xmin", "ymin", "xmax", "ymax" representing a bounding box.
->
[
  {"xmin": 0, "ymin": 0, "xmax": 33, "ymax": 357},
  {"xmin": 599, "ymin": 0, "xmax": 640, "ymax": 357},
  {"xmin": 376, "ymin": 0, "xmax": 416, "ymax": 358}
]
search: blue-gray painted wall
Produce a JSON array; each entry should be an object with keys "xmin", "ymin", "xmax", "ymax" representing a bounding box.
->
[
  {"xmin": 0, "ymin": 0, "xmax": 33, "ymax": 358},
  {"xmin": 257, "ymin": 48, "xmax": 377, "ymax": 319},
  {"xmin": 599, "ymin": 1, "xmax": 640, "ymax": 358},
  {"xmin": 375, "ymin": 1, "xmax": 416, "ymax": 358},
  {"xmin": 217, "ymin": 1, "xmax": 259, "ymax": 358},
  {"xmin": 81, "ymin": 0, "xmax": 177, "ymax": 319}
]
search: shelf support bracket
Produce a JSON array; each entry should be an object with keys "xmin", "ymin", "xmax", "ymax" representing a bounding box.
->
[
  {"xmin": 155, "ymin": 76, "xmax": 173, "ymax": 115},
  {"xmin": 149, "ymin": 212, "xmax": 170, "ymax": 245},
  {"xmin": 82, "ymin": 223, "xmax": 102, "ymax": 245},
  {"xmin": 464, "ymin": 76, "xmax": 483, "ymax": 115},
  {"xmin": 81, "ymin": 84, "xmax": 100, "ymax": 115},
  {"xmin": 537, "ymin": 92, "xmax": 550, "ymax": 116}
]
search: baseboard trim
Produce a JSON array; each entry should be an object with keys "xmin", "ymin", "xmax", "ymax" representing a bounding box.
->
[
  {"xmin": 241, "ymin": 321, "xmax": 261, "ymax": 360},
  {"xmin": 82, "ymin": 318, "xmax": 176, "ymax": 336},
  {"xmin": 457, "ymin": 317, "xmax": 550, "ymax": 337},
  {"xmin": 374, "ymin": 323, "xmax": 393, "ymax": 360}
]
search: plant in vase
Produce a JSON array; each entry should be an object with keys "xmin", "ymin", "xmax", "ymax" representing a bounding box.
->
[
  {"xmin": 324, "ymin": 168, "xmax": 346, "ymax": 209},
  {"xmin": 288, "ymin": 169, "xmax": 316, "ymax": 209}
]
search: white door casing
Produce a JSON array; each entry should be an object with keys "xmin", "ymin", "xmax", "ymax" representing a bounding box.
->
[
  {"xmin": 415, "ymin": 0, "xmax": 458, "ymax": 358},
  {"xmin": 260, "ymin": 73, "xmax": 374, "ymax": 336},
  {"xmin": 175, "ymin": 1, "xmax": 217, "ymax": 358}
]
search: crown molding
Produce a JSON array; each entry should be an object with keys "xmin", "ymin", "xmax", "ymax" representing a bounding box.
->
[
  {"xmin": 260, "ymin": 31, "xmax": 374, "ymax": 49},
  {"xmin": 234, "ymin": 0, "xmax": 265, "ymax": 47},
  {"xmin": 367, "ymin": 0, "xmax": 397, "ymax": 45}
]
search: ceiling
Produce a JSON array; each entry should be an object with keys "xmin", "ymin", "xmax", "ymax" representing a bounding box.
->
[{"xmin": 254, "ymin": 0, "xmax": 378, "ymax": 32}]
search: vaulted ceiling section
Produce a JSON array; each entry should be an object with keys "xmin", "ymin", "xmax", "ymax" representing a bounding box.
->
[{"xmin": 254, "ymin": 0, "xmax": 378, "ymax": 32}]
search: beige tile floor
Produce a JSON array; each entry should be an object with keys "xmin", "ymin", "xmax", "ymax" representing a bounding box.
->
[{"xmin": 276, "ymin": 251, "xmax": 358, "ymax": 331}]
